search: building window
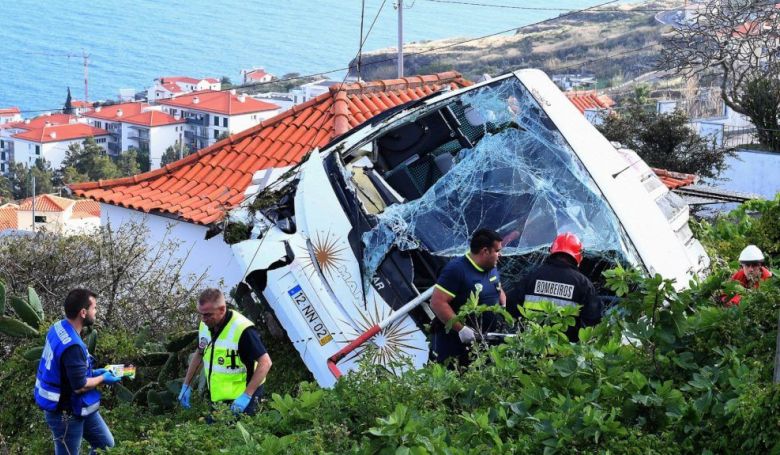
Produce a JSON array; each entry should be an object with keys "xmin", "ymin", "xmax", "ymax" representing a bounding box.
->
[
  {"xmin": 0, "ymin": 140, "xmax": 4, "ymax": 148},
  {"xmin": 34, "ymin": 215, "xmax": 47, "ymax": 223},
  {"xmin": 1, "ymin": 151, "xmax": 6, "ymax": 161},
  {"xmin": 35, "ymin": 145, "xmax": 40, "ymax": 155},
  {"xmin": 223, "ymin": 118, "xmax": 227, "ymax": 128},
  {"xmin": 213, "ymin": 116, "xmax": 219, "ymax": 126},
  {"xmin": 1, "ymin": 163, "xmax": 5, "ymax": 172},
  {"xmin": 213, "ymin": 130, "xmax": 220, "ymax": 139},
  {"xmin": 96, "ymin": 121, "xmax": 102, "ymax": 129}
]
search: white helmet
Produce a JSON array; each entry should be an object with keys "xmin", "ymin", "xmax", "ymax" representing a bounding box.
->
[{"xmin": 739, "ymin": 245, "xmax": 764, "ymax": 262}]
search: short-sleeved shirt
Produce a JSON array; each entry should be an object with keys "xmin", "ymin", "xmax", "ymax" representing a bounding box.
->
[
  {"xmin": 434, "ymin": 253, "xmax": 502, "ymax": 333},
  {"xmin": 202, "ymin": 311, "xmax": 268, "ymax": 385}
]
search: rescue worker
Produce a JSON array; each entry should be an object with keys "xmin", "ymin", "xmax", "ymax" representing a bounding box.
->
[
  {"xmin": 725, "ymin": 245, "xmax": 773, "ymax": 306},
  {"xmin": 178, "ymin": 288, "xmax": 272, "ymax": 415},
  {"xmin": 518, "ymin": 232, "xmax": 602, "ymax": 342},
  {"xmin": 34, "ymin": 288, "xmax": 123, "ymax": 455},
  {"xmin": 430, "ymin": 228, "xmax": 507, "ymax": 365}
]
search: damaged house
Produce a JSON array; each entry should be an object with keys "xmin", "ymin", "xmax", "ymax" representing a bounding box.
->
[{"xmin": 228, "ymin": 70, "xmax": 710, "ymax": 387}]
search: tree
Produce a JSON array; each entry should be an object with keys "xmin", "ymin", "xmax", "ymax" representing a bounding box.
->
[
  {"xmin": 129, "ymin": 146, "xmax": 151, "ymax": 173},
  {"xmin": 6, "ymin": 160, "xmax": 55, "ymax": 200},
  {"xmin": 161, "ymin": 142, "xmax": 190, "ymax": 167},
  {"xmin": 59, "ymin": 137, "xmax": 120, "ymax": 183},
  {"xmin": 660, "ymin": 0, "xmax": 780, "ymax": 150},
  {"xmin": 598, "ymin": 89, "xmax": 734, "ymax": 179},
  {"xmin": 116, "ymin": 149, "xmax": 141, "ymax": 176},
  {"xmin": 63, "ymin": 87, "xmax": 73, "ymax": 115},
  {"xmin": 0, "ymin": 176, "xmax": 13, "ymax": 203},
  {"xmin": 220, "ymin": 75, "xmax": 233, "ymax": 89}
]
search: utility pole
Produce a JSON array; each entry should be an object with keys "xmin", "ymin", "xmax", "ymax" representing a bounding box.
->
[
  {"xmin": 397, "ymin": 0, "xmax": 404, "ymax": 78},
  {"xmin": 31, "ymin": 174, "xmax": 36, "ymax": 233},
  {"xmin": 83, "ymin": 51, "xmax": 89, "ymax": 103}
]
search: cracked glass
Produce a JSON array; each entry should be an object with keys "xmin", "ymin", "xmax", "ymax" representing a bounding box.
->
[{"xmin": 361, "ymin": 76, "xmax": 641, "ymax": 293}]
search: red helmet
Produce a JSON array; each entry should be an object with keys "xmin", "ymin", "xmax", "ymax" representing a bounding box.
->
[{"xmin": 550, "ymin": 232, "xmax": 583, "ymax": 265}]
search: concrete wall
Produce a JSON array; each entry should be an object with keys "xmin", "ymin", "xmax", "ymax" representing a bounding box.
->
[
  {"xmin": 100, "ymin": 204, "xmax": 244, "ymax": 287},
  {"xmin": 13, "ymin": 136, "xmax": 108, "ymax": 169}
]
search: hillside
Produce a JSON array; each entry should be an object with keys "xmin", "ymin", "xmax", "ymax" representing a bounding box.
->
[{"xmin": 350, "ymin": 0, "xmax": 678, "ymax": 85}]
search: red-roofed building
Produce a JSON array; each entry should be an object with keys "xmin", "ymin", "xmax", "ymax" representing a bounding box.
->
[
  {"xmin": 242, "ymin": 68, "xmax": 274, "ymax": 84},
  {"xmin": 12, "ymin": 194, "xmax": 100, "ymax": 234},
  {"xmin": 565, "ymin": 91, "xmax": 615, "ymax": 124},
  {"xmin": 0, "ymin": 107, "xmax": 22, "ymax": 125},
  {"xmin": 147, "ymin": 76, "xmax": 222, "ymax": 101},
  {"xmin": 10, "ymin": 122, "xmax": 109, "ymax": 169},
  {"xmin": 157, "ymin": 90, "xmax": 281, "ymax": 151},
  {"xmin": 83, "ymin": 102, "xmax": 186, "ymax": 169},
  {"xmin": 71, "ymin": 72, "xmax": 472, "ymax": 285},
  {"xmin": 0, "ymin": 113, "xmax": 81, "ymax": 172},
  {"xmin": 69, "ymin": 100, "xmax": 93, "ymax": 115}
]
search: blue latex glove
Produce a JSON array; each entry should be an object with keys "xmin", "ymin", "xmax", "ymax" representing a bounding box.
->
[
  {"xmin": 101, "ymin": 371, "xmax": 122, "ymax": 384},
  {"xmin": 230, "ymin": 393, "xmax": 251, "ymax": 413},
  {"xmin": 91, "ymin": 368, "xmax": 106, "ymax": 377},
  {"xmin": 178, "ymin": 384, "xmax": 191, "ymax": 409}
]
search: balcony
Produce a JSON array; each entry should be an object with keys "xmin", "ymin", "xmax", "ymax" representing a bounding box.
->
[{"xmin": 185, "ymin": 116, "xmax": 209, "ymax": 126}]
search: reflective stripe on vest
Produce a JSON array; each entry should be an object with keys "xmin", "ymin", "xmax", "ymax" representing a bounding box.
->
[
  {"xmin": 199, "ymin": 311, "xmax": 256, "ymax": 402},
  {"xmin": 524, "ymin": 294, "xmax": 577, "ymax": 309},
  {"xmin": 35, "ymin": 379, "xmax": 61, "ymax": 403}
]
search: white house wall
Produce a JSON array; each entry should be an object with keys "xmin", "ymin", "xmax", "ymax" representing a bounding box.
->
[
  {"xmin": 100, "ymin": 204, "xmax": 244, "ymax": 287},
  {"xmin": 228, "ymin": 110, "xmax": 279, "ymax": 135},
  {"xmin": 149, "ymin": 124, "xmax": 184, "ymax": 169}
]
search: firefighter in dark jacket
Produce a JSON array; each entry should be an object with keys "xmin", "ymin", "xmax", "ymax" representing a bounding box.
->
[{"xmin": 518, "ymin": 232, "xmax": 602, "ymax": 342}]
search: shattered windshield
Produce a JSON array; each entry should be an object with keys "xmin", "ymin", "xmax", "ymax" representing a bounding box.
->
[{"xmin": 361, "ymin": 75, "xmax": 640, "ymax": 287}]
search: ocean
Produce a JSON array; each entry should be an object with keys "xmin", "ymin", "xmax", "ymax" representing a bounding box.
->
[{"xmin": 0, "ymin": 0, "xmax": 616, "ymax": 113}]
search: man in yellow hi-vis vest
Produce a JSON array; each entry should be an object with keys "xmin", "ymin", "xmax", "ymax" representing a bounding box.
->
[{"xmin": 179, "ymin": 288, "xmax": 272, "ymax": 415}]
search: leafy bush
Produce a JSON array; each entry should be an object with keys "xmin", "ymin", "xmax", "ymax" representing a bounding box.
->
[{"xmin": 1, "ymin": 199, "xmax": 778, "ymax": 454}]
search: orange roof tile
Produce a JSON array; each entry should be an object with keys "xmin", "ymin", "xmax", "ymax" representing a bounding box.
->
[
  {"xmin": 157, "ymin": 90, "xmax": 280, "ymax": 115},
  {"xmin": 12, "ymin": 123, "xmax": 110, "ymax": 143},
  {"xmin": 565, "ymin": 90, "xmax": 615, "ymax": 114},
  {"xmin": 0, "ymin": 107, "xmax": 21, "ymax": 116},
  {"xmin": 72, "ymin": 200, "xmax": 101, "ymax": 219},
  {"xmin": 653, "ymin": 168, "xmax": 697, "ymax": 190},
  {"xmin": 17, "ymin": 194, "xmax": 75, "ymax": 212},
  {"xmin": 121, "ymin": 110, "xmax": 184, "ymax": 127},
  {"xmin": 71, "ymin": 101, "xmax": 92, "ymax": 108},
  {"xmin": 84, "ymin": 102, "xmax": 146, "ymax": 121},
  {"xmin": 71, "ymin": 72, "xmax": 472, "ymax": 225},
  {"xmin": 4, "ymin": 113, "xmax": 75, "ymax": 130},
  {"xmin": 0, "ymin": 207, "xmax": 17, "ymax": 230}
]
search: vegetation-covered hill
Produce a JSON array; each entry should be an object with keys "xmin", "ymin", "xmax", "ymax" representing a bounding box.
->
[{"xmin": 351, "ymin": 0, "xmax": 679, "ymax": 86}]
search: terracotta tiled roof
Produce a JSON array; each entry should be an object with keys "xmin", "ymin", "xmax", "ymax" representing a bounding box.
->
[
  {"xmin": 71, "ymin": 101, "xmax": 92, "ymax": 109},
  {"xmin": 71, "ymin": 71, "xmax": 472, "ymax": 225},
  {"xmin": 0, "ymin": 206, "xmax": 17, "ymax": 230},
  {"xmin": 72, "ymin": 200, "xmax": 101, "ymax": 219},
  {"xmin": 245, "ymin": 69, "xmax": 269, "ymax": 81},
  {"xmin": 204, "ymin": 78, "xmax": 220, "ymax": 84},
  {"xmin": 17, "ymin": 194, "xmax": 75, "ymax": 212},
  {"xmin": 84, "ymin": 102, "xmax": 146, "ymax": 121},
  {"xmin": 160, "ymin": 76, "xmax": 201, "ymax": 85},
  {"xmin": 122, "ymin": 110, "xmax": 184, "ymax": 127},
  {"xmin": 12, "ymin": 123, "xmax": 110, "ymax": 143},
  {"xmin": 565, "ymin": 91, "xmax": 615, "ymax": 114},
  {"xmin": 0, "ymin": 107, "xmax": 21, "ymax": 116},
  {"xmin": 4, "ymin": 113, "xmax": 75, "ymax": 130},
  {"xmin": 157, "ymin": 90, "xmax": 280, "ymax": 116},
  {"xmin": 653, "ymin": 168, "xmax": 697, "ymax": 190}
]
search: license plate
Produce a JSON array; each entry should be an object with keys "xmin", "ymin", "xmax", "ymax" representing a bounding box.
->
[{"xmin": 288, "ymin": 285, "xmax": 333, "ymax": 346}]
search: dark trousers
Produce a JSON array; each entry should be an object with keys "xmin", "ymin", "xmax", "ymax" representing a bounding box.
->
[{"xmin": 431, "ymin": 330, "xmax": 470, "ymax": 367}]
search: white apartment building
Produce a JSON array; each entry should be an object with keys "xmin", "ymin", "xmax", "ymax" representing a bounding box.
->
[
  {"xmin": 0, "ymin": 113, "xmax": 76, "ymax": 173},
  {"xmin": 289, "ymin": 79, "xmax": 343, "ymax": 105},
  {"xmin": 11, "ymin": 122, "xmax": 109, "ymax": 169},
  {"xmin": 0, "ymin": 107, "xmax": 22, "ymax": 125},
  {"xmin": 147, "ymin": 76, "xmax": 221, "ymax": 101},
  {"xmin": 83, "ymin": 102, "xmax": 184, "ymax": 168},
  {"xmin": 157, "ymin": 90, "xmax": 280, "ymax": 151}
]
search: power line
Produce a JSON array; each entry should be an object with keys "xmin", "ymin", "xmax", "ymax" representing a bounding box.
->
[{"xmin": 13, "ymin": 0, "xmax": 622, "ymax": 116}]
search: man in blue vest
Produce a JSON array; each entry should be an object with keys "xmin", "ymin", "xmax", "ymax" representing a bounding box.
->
[
  {"xmin": 430, "ymin": 228, "xmax": 507, "ymax": 365},
  {"xmin": 34, "ymin": 288, "xmax": 123, "ymax": 455},
  {"xmin": 178, "ymin": 288, "xmax": 272, "ymax": 416}
]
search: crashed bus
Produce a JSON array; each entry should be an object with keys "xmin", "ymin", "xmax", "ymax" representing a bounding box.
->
[{"xmin": 227, "ymin": 69, "xmax": 709, "ymax": 387}]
